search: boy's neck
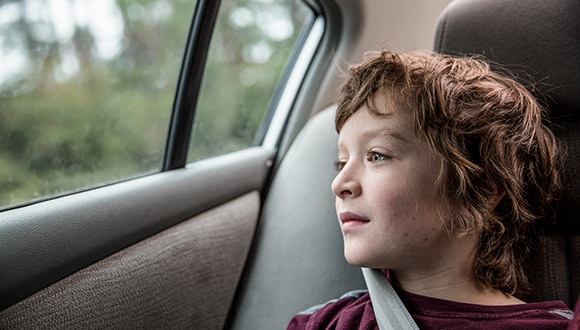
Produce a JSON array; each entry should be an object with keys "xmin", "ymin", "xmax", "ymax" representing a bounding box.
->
[
  {"xmin": 391, "ymin": 267, "xmax": 525, "ymax": 306},
  {"xmin": 388, "ymin": 232, "xmax": 525, "ymax": 306}
]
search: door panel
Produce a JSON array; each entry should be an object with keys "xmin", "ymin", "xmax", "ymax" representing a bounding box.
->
[
  {"xmin": 0, "ymin": 147, "xmax": 274, "ymax": 315},
  {"xmin": 0, "ymin": 191, "xmax": 259, "ymax": 329}
]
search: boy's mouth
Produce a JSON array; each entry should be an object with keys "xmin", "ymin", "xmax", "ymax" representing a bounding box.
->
[
  {"xmin": 339, "ymin": 211, "xmax": 370, "ymax": 231},
  {"xmin": 339, "ymin": 211, "xmax": 370, "ymax": 223}
]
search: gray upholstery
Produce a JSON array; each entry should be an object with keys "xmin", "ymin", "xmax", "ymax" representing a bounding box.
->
[
  {"xmin": 435, "ymin": 0, "xmax": 580, "ymax": 306},
  {"xmin": 0, "ymin": 192, "xmax": 260, "ymax": 329},
  {"xmin": 228, "ymin": 107, "xmax": 366, "ymax": 329}
]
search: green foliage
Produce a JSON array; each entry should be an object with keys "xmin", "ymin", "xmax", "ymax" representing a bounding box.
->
[
  {"xmin": 0, "ymin": 69, "xmax": 172, "ymax": 205},
  {"xmin": 0, "ymin": 0, "xmax": 310, "ymax": 209},
  {"xmin": 189, "ymin": 0, "xmax": 309, "ymax": 161}
]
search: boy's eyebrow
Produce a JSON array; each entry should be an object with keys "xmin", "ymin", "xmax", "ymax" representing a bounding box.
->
[
  {"xmin": 338, "ymin": 128, "xmax": 410, "ymax": 152},
  {"xmin": 380, "ymin": 130, "xmax": 408, "ymax": 144},
  {"xmin": 365, "ymin": 127, "xmax": 410, "ymax": 146}
]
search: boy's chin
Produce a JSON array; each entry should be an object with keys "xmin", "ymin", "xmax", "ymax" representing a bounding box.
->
[
  {"xmin": 343, "ymin": 241, "xmax": 390, "ymax": 269},
  {"xmin": 343, "ymin": 248, "xmax": 376, "ymax": 268}
]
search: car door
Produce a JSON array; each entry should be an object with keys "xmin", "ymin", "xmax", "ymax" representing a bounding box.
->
[{"xmin": 0, "ymin": 0, "xmax": 322, "ymax": 328}]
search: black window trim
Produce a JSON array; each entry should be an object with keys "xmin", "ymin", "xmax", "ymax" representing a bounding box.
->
[{"xmin": 163, "ymin": 0, "xmax": 222, "ymax": 171}]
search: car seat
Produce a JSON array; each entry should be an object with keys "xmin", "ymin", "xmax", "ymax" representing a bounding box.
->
[{"xmin": 434, "ymin": 0, "xmax": 580, "ymax": 307}]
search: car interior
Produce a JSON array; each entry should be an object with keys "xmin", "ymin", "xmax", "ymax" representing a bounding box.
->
[{"xmin": 0, "ymin": 0, "xmax": 578, "ymax": 329}]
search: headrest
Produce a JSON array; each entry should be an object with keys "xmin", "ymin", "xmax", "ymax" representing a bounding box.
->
[{"xmin": 434, "ymin": 0, "xmax": 580, "ymax": 122}]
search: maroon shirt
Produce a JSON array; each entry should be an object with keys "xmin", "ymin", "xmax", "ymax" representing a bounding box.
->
[
  {"xmin": 569, "ymin": 296, "xmax": 580, "ymax": 330},
  {"xmin": 288, "ymin": 289, "xmax": 573, "ymax": 330}
]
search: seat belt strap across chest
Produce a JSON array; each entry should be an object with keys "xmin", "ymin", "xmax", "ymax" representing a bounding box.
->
[{"xmin": 362, "ymin": 268, "xmax": 420, "ymax": 330}]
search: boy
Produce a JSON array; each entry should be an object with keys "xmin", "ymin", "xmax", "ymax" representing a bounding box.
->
[{"xmin": 287, "ymin": 50, "xmax": 573, "ymax": 329}]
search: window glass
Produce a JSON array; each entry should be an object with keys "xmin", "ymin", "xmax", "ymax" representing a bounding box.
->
[
  {"xmin": 187, "ymin": 0, "xmax": 311, "ymax": 161},
  {"xmin": 0, "ymin": 0, "xmax": 196, "ymax": 209}
]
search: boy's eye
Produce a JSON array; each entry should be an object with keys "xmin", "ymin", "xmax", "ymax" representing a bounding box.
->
[
  {"xmin": 334, "ymin": 160, "xmax": 345, "ymax": 171},
  {"xmin": 367, "ymin": 151, "xmax": 387, "ymax": 162}
]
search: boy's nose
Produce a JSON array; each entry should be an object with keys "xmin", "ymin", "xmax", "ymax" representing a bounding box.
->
[{"xmin": 331, "ymin": 164, "xmax": 362, "ymax": 198}]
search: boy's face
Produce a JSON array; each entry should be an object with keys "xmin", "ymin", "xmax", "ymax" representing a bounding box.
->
[{"xmin": 332, "ymin": 95, "xmax": 466, "ymax": 275}]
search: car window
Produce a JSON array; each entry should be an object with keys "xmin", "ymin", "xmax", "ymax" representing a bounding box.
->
[
  {"xmin": 187, "ymin": 0, "xmax": 311, "ymax": 162},
  {"xmin": 0, "ymin": 0, "xmax": 196, "ymax": 209},
  {"xmin": 0, "ymin": 0, "xmax": 313, "ymax": 210}
]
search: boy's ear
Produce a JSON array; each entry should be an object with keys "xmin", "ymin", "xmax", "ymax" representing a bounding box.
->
[{"xmin": 488, "ymin": 182, "xmax": 506, "ymax": 209}]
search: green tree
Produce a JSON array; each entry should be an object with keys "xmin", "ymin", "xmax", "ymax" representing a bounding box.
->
[{"xmin": 0, "ymin": 0, "xmax": 310, "ymax": 209}]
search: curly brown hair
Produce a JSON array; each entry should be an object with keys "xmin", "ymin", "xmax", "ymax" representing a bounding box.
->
[{"xmin": 335, "ymin": 50, "xmax": 562, "ymax": 296}]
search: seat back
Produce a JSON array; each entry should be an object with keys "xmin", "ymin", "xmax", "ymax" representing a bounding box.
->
[
  {"xmin": 434, "ymin": 0, "xmax": 580, "ymax": 307},
  {"xmin": 227, "ymin": 107, "xmax": 365, "ymax": 329}
]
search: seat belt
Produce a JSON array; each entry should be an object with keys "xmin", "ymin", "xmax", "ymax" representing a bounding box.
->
[{"xmin": 361, "ymin": 268, "xmax": 420, "ymax": 330}]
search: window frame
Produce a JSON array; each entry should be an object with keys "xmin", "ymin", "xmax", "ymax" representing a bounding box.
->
[{"xmin": 163, "ymin": 0, "xmax": 222, "ymax": 170}]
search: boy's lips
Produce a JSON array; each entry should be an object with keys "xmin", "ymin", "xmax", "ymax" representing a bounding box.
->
[
  {"xmin": 339, "ymin": 211, "xmax": 370, "ymax": 223},
  {"xmin": 339, "ymin": 212, "xmax": 370, "ymax": 232}
]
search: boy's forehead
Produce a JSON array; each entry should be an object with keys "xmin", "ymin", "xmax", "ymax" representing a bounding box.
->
[
  {"xmin": 368, "ymin": 91, "xmax": 399, "ymax": 115},
  {"xmin": 336, "ymin": 90, "xmax": 416, "ymax": 141},
  {"xmin": 338, "ymin": 106, "xmax": 413, "ymax": 144},
  {"xmin": 366, "ymin": 91, "xmax": 416, "ymax": 125},
  {"xmin": 358, "ymin": 93, "xmax": 410, "ymax": 126}
]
